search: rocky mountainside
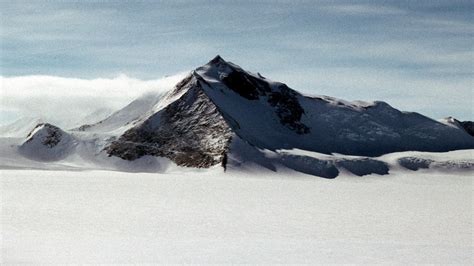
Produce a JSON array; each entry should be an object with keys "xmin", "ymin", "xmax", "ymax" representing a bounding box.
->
[
  {"xmin": 16, "ymin": 56, "xmax": 474, "ymax": 174},
  {"xmin": 459, "ymin": 121, "xmax": 474, "ymax": 136},
  {"xmin": 106, "ymin": 76, "xmax": 233, "ymax": 167}
]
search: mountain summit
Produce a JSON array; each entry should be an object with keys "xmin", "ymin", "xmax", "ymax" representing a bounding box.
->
[
  {"xmin": 104, "ymin": 55, "xmax": 314, "ymax": 167},
  {"xmin": 17, "ymin": 56, "xmax": 474, "ymax": 176}
]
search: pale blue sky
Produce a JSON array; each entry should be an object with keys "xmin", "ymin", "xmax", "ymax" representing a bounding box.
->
[{"xmin": 1, "ymin": 0, "xmax": 473, "ymax": 120}]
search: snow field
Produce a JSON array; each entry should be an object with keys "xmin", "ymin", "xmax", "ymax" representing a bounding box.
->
[{"xmin": 1, "ymin": 169, "xmax": 472, "ymax": 264}]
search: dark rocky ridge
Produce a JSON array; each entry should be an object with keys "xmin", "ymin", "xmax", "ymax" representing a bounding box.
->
[
  {"xmin": 106, "ymin": 75, "xmax": 233, "ymax": 167},
  {"xmin": 210, "ymin": 55, "xmax": 309, "ymax": 134},
  {"xmin": 220, "ymin": 67, "xmax": 271, "ymax": 100},
  {"xmin": 26, "ymin": 123, "xmax": 63, "ymax": 148},
  {"xmin": 458, "ymin": 120, "xmax": 474, "ymax": 137},
  {"xmin": 444, "ymin": 117, "xmax": 474, "ymax": 137},
  {"xmin": 267, "ymin": 84, "xmax": 309, "ymax": 134}
]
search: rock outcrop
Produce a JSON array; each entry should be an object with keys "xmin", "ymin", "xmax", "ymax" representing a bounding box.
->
[
  {"xmin": 20, "ymin": 123, "xmax": 75, "ymax": 161},
  {"xmin": 106, "ymin": 75, "xmax": 233, "ymax": 168}
]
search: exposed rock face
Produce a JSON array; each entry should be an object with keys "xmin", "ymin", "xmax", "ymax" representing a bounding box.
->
[
  {"xmin": 25, "ymin": 123, "xmax": 63, "ymax": 148},
  {"xmin": 106, "ymin": 76, "xmax": 233, "ymax": 168},
  {"xmin": 444, "ymin": 117, "xmax": 474, "ymax": 137},
  {"xmin": 210, "ymin": 55, "xmax": 309, "ymax": 134},
  {"xmin": 221, "ymin": 68, "xmax": 270, "ymax": 100},
  {"xmin": 458, "ymin": 121, "xmax": 474, "ymax": 137},
  {"xmin": 20, "ymin": 123, "xmax": 75, "ymax": 161},
  {"xmin": 398, "ymin": 156, "xmax": 474, "ymax": 171},
  {"xmin": 76, "ymin": 124, "xmax": 93, "ymax": 131},
  {"xmin": 267, "ymin": 84, "xmax": 309, "ymax": 134}
]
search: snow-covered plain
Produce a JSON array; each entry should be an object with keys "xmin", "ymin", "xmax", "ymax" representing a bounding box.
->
[
  {"xmin": 1, "ymin": 166, "xmax": 472, "ymax": 264},
  {"xmin": 1, "ymin": 57, "xmax": 473, "ymax": 263}
]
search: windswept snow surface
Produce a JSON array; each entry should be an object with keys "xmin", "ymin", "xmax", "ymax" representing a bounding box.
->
[{"xmin": 1, "ymin": 168, "xmax": 472, "ymax": 264}]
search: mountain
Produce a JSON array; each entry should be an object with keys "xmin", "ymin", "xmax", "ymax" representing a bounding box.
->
[
  {"xmin": 103, "ymin": 56, "xmax": 474, "ymax": 163},
  {"xmin": 11, "ymin": 56, "xmax": 474, "ymax": 176},
  {"xmin": 19, "ymin": 123, "xmax": 76, "ymax": 161}
]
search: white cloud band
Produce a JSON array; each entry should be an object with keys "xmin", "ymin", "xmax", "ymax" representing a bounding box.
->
[{"xmin": 0, "ymin": 73, "xmax": 187, "ymax": 127}]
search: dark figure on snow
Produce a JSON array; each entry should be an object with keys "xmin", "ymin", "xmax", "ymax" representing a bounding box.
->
[{"xmin": 222, "ymin": 152, "xmax": 228, "ymax": 172}]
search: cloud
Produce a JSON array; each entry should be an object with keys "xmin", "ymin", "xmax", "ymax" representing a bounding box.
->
[
  {"xmin": 0, "ymin": 73, "xmax": 187, "ymax": 127},
  {"xmin": 0, "ymin": 0, "xmax": 471, "ymax": 122},
  {"xmin": 320, "ymin": 4, "xmax": 407, "ymax": 16}
]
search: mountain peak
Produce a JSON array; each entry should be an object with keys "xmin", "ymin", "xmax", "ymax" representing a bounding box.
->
[
  {"xmin": 209, "ymin": 55, "xmax": 226, "ymax": 65},
  {"xmin": 205, "ymin": 55, "xmax": 235, "ymax": 72}
]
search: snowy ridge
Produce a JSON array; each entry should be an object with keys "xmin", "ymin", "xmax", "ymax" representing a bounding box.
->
[
  {"xmin": 73, "ymin": 91, "xmax": 168, "ymax": 134},
  {"xmin": 193, "ymin": 56, "xmax": 474, "ymax": 156}
]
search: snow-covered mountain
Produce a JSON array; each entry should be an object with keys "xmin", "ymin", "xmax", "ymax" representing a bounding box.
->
[
  {"xmin": 19, "ymin": 123, "xmax": 76, "ymax": 161},
  {"xmin": 4, "ymin": 56, "xmax": 474, "ymax": 177}
]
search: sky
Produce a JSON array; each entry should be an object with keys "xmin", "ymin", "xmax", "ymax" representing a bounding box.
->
[{"xmin": 0, "ymin": 0, "xmax": 473, "ymax": 125}]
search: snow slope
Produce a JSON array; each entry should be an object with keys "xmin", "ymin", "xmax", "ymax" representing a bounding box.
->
[
  {"xmin": 73, "ymin": 92, "xmax": 168, "ymax": 134},
  {"xmin": 193, "ymin": 56, "xmax": 474, "ymax": 155},
  {"xmin": 1, "ymin": 168, "xmax": 472, "ymax": 264}
]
